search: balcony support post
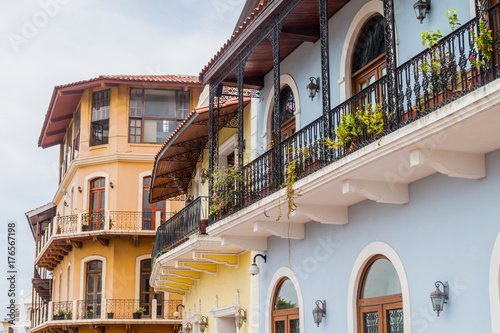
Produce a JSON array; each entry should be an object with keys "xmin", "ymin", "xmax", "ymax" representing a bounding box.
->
[
  {"xmin": 104, "ymin": 211, "xmax": 110, "ymax": 230},
  {"xmin": 101, "ymin": 299, "xmax": 107, "ymax": 319},
  {"xmin": 269, "ymin": 22, "xmax": 284, "ymax": 187},
  {"xmin": 383, "ymin": 0, "xmax": 399, "ymax": 125},
  {"xmin": 52, "ymin": 216, "xmax": 58, "ymax": 235},
  {"xmin": 48, "ymin": 301, "xmax": 53, "ymax": 321},
  {"xmin": 72, "ymin": 300, "xmax": 77, "ymax": 320},
  {"xmin": 77, "ymin": 213, "xmax": 82, "ymax": 233},
  {"xmin": 152, "ymin": 298, "xmax": 158, "ymax": 319},
  {"xmin": 318, "ymin": 0, "xmax": 331, "ymax": 139},
  {"xmin": 156, "ymin": 211, "xmax": 162, "ymax": 230}
]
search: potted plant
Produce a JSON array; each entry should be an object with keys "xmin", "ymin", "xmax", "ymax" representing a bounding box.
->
[
  {"xmin": 109, "ymin": 217, "xmax": 114, "ymax": 229},
  {"xmin": 66, "ymin": 310, "xmax": 72, "ymax": 320},
  {"xmin": 107, "ymin": 311, "xmax": 114, "ymax": 319},
  {"xmin": 82, "ymin": 223, "xmax": 89, "ymax": 231},
  {"xmin": 52, "ymin": 314, "xmax": 57, "ymax": 320},
  {"xmin": 57, "ymin": 309, "xmax": 65, "ymax": 320},
  {"xmin": 133, "ymin": 307, "xmax": 146, "ymax": 319},
  {"xmin": 57, "ymin": 225, "xmax": 62, "ymax": 234},
  {"xmin": 86, "ymin": 309, "xmax": 93, "ymax": 319}
]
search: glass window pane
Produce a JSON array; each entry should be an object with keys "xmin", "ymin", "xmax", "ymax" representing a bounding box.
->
[
  {"xmin": 290, "ymin": 319, "xmax": 300, "ymax": 333},
  {"xmin": 156, "ymin": 200, "xmax": 164, "ymax": 208},
  {"xmin": 144, "ymin": 190, "xmax": 151, "ymax": 208},
  {"xmin": 352, "ymin": 15, "xmax": 385, "ymax": 73},
  {"xmin": 142, "ymin": 260, "xmax": 151, "ymax": 270},
  {"xmin": 144, "ymin": 177, "xmax": 151, "ymax": 186},
  {"xmin": 275, "ymin": 320, "xmax": 285, "ymax": 333},
  {"xmin": 100, "ymin": 192, "xmax": 105, "ymax": 209},
  {"xmin": 363, "ymin": 311, "xmax": 379, "ymax": 333},
  {"xmin": 274, "ymin": 279, "xmax": 299, "ymax": 310},
  {"xmin": 361, "ymin": 259, "xmax": 402, "ymax": 299},
  {"xmin": 97, "ymin": 275, "xmax": 102, "ymax": 292},
  {"xmin": 97, "ymin": 261, "xmax": 102, "ymax": 270},
  {"xmin": 144, "ymin": 120, "xmax": 176, "ymax": 143},
  {"xmin": 87, "ymin": 276, "xmax": 94, "ymax": 293},
  {"xmin": 144, "ymin": 89, "xmax": 176, "ymax": 118},
  {"xmin": 386, "ymin": 309, "xmax": 404, "ymax": 333}
]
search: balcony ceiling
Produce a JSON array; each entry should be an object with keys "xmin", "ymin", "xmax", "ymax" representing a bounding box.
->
[
  {"xmin": 201, "ymin": 0, "xmax": 351, "ymax": 87},
  {"xmin": 150, "ymin": 98, "xmax": 250, "ymax": 203},
  {"xmin": 25, "ymin": 202, "xmax": 56, "ymax": 240}
]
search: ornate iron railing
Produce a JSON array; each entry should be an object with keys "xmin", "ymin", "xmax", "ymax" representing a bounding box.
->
[
  {"xmin": 152, "ymin": 197, "xmax": 208, "ymax": 260},
  {"xmin": 82, "ymin": 211, "xmax": 105, "ymax": 231},
  {"xmin": 210, "ymin": 12, "xmax": 500, "ymax": 223},
  {"xmin": 105, "ymin": 299, "xmax": 141, "ymax": 319},
  {"xmin": 76, "ymin": 300, "xmax": 101, "ymax": 319},
  {"xmin": 160, "ymin": 300, "xmax": 183, "ymax": 319},
  {"xmin": 52, "ymin": 301, "xmax": 73, "ymax": 320}
]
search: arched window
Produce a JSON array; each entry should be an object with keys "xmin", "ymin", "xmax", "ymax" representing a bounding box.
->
[
  {"xmin": 272, "ymin": 278, "xmax": 299, "ymax": 333},
  {"xmin": 89, "ymin": 178, "xmax": 105, "ymax": 230},
  {"xmin": 86, "ymin": 260, "xmax": 102, "ymax": 318},
  {"xmin": 143, "ymin": 176, "xmax": 166, "ymax": 229},
  {"xmin": 66, "ymin": 265, "xmax": 71, "ymax": 300},
  {"xmin": 271, "ymin": 86, "xmax": 296, "ymax": 144},
  {"xmin": 357, "ymin": 256, "xmax": 403, "ymax": 333},
  {"xmin": 352, "ymin": 15, "xmax": 386, "ymax": 95},
  {"xmin": 140, "ymin": 259, "xmax": 163, "ymax": 317}
]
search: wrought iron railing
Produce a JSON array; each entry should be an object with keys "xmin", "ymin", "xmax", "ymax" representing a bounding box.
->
[
  {"xmin": 52, "ymin": 301, "xmax": 73, "ymax": 320},
  {"xmin": 76, "ymin": 300, "xmax": 101, "ymax": 319},
  {"xmin": 152, "ymin": 197, "xmax": 208, "ymax": 260},
  {"xmin": 160, "ymin": 300, "xmax": 183, "ymax": 319},
  {"xmin": 209, "ymin": 11, "xmax": 500, "ymax": 223},
  {"xmin": 105, "ymin": 299, "xmax": 141, "ymax": 319},
  {"xmin": 57, "ymin": 214, "xmax": 77, "ymax": 234}
]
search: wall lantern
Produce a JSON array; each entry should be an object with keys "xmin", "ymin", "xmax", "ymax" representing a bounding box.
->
[
  {"xmin": 430, "ymin": 281, "xmax": 449, "ymax": 316},
  {"xmin": 109, "ymin": 182, "xmax": 114, "ymax": 189},
  {"xmin": 235, "ymin": 308, "xmax": 247, "ymax": 329},
  {"xmin": 312, "ymin": 300, "xmax": 326, "ymax": 327},
  {"xmin": 306, "ymin": 77, "xmax": 320, "ymax": 101},
  {"xmin": 173, "ymin": 304, "xmax": 185, "ymax": 318},
  {"xmin": 78, "ymin": 186, "xmax": 82, "ymax": 193},
  {"xmin": 199, "ymin": 316, "xmax": 209, "ymax": 333},
  {"xmin": 249, "ymin": 254, "xmax": 267, "ymax": 276},
  {"xmin": 184, "ymin": 323, "xmax": 193, "ymax": 333},
  {"xmin": 414, "ymin": 0, "xmax": 431, "ymax": 24}
]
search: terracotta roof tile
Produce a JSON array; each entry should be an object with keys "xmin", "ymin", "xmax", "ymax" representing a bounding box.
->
[
  {"xmin": 56, "ymin": 74, "xmax": 202, "ymax": 89},
  {"xmin": 199, "ymin": 0, "xmax": 273, "ymax": 79}
]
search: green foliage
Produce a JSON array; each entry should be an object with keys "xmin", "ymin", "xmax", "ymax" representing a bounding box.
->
[
  {"xmin": 420, "ymin": 8, "xmax": 461, "ymax": 48},
  {"xmin": 57, "ymin": 310, "xmax": 66, "ymax": 315},
  {"xmin": 275, "ymin": 296, "xmax": 297, "ymax": 310},
  {"xmin": 469, "ymin": 20, "xmax": 493, "ymax": 68},
  {"xmin": 324, "ymin": 104, "xmax": 384, "ymax": 151},
  {"xmin": 209, "ymin": 163, "xmax": 244, "ymax": 216},
  {"xmin": 446, "ymin": 8, "xmax": 461, "ymax": 31},
  {"xmin": 135, "ymin": 307, "xmax": 146, "ymax": 314}
]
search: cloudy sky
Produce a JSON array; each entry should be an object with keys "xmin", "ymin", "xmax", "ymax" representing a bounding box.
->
[{"xmin": 0, "ymin": 0, "xmax": 245, "ymax": 318}]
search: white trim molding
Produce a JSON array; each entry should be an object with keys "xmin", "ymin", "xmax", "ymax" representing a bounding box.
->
[
  {"xmin": 490, "ymin": 231, "xmax": 500, "ymax": 332},
  {"xmin": 347, "ymin": 241, "xmax": 411, "ymax": 333},
  {"xmin": 79, "ymin": 255, "xmax": 107, "ymax": 299},
  {"xmin": 262, "ymin": 74, "xmax": 301, "ymax": 149},
  {"xmin": 265, "ymin": 267, "xmax": 304, "ymax": 333},
  {"xmin": 66, "ymin": 261, "xmax": 72, "ymax": 301},
  {"xmin": 82, "ymin": 172, "xmax": 109, "ymax": 212}
]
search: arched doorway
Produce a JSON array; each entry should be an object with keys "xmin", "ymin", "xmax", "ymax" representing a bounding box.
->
[
  {"xmin": 357, "ymin": 256, "xmax": 403, "ymax": 332},
  {"xmin": 272, "ymin": 278, "xmax": 300, "ymax": 333},
  {"xmin": 270, "ymin": 86, "xmax": 296, "ymax": 145}
]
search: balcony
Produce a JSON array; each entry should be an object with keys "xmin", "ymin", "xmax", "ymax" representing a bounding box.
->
[
  {"xmin": 35, "ymin": 210, "xmax": 173, "ymax": 270},
  {"xmin": 31, "ymin": 299, "xmax": 182, "ymax": 331},
  {"xmin": 152, "ymin": 197, "xmax": 209, "ymax": 261},
  {"xmin": 209, "ymin": 11, "xmax": 500, "ymax": 225}
]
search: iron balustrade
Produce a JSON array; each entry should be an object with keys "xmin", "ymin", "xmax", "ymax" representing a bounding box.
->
[
  {"xmin": 57, "ymin": 214, "xmax": 77, "ymax": 234},
  {"xmin": 210, "ymin": 13, "xmax": 500, "ymax": 222},
  {"xmin": 52, "ymin": 301, "xmax": 73, "ymax": 320},
  {"xmin": 161, "ymin": 300, "xmax": 183, "ymax": 319},
  {"xmin": 105, "ymin": 299, "xmax": 141, "ymax": 319},
  {"xmin": 77, "ymin": 300, "xmax": 101, "ymax": 319},
  {"xmin": 152, "ymin": 197, "xmax": 208, "ymax": 260}
]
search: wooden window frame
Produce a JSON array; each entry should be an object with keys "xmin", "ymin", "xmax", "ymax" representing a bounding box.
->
[
  {"xmin": 357, "ymin": 255, "xmax": 403, "ymax": 333},
  {"xmin": 89, "ymin": 178, "xmax": 105, "ymax": 230},
  {"xmin": 91, "ymin": 90, "xmax": 110, "ymax": 147},
  {"xmin": 128, "ymin": 88, "xmax": 190, "ymax": 144},
  {"xmin": 139, "ymin": 259, "xmax": 163, "ymax": 317},
  {"xmin": 142, "ymin": 176, "xmax": 165, "ymax": 229},
  {"xmin": 85, "ymin": 260, "xmax": 102, "ymax": 306},
  {"xmin": 271, "ymin": 278, "xmax": 300, "ymax": 333}
]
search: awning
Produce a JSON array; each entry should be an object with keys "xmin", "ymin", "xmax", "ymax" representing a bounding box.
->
[
  {"xmin": 25, "ymin": 202, "xmax": 56, "ymax": 240},
  {"xmin": 150, "ymin": 97, "xmax": 250, "ymax": 203}
]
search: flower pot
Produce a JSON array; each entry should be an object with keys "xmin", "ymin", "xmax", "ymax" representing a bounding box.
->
[
  {"xmin": 53, "ymin": 315, "xmax": 57, "ymax": 320},
  {"xmin": 66, "ymin": 313, "xmax": 72, "ymax": 320},
  {"xmin": 57, "ymin": 229, "xmax": 61, "ymax": 234},
  {"xmin": 133, "ymin": 312, "xmax": 142, "ymax": 319},
  {"xmin": 82, "ymin": 225, "xmax": 89, "ymax": 231},
  {"xmin": 87, "ymin": 312, "xmax": 93, "ymax": 319},
  {"xmin": 57, "ymin": 314, "xmax": 65, "ymax": 320},
  {"xmin": 107, "ymin": 313, "xmax": 114, "ymax": 319}
]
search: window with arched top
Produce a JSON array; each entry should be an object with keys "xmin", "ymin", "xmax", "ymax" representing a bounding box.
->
[
  {"xmin": 352, "ymin": 15, "xmax": 386, "ymax": 95},
  {"xmin": 272, "ymin": 278, "xmax": 300, "ymax": 333},
  {"xmin": 271, "ymin": 86, "xmax": 296, "ymax": 145},
  {"xmin": 89, "ymin": 177, "xmax": 105, "ymax": 230},
  {"xmin": 357, "ymin": 256, "xmax": 403, "ymax": 333},
  {"xmin": 86, "ymin": 260, "xmax": 102, "ymax": 317}
]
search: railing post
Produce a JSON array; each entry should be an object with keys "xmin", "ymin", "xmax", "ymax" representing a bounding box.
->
[
  {"xmin": 105, "ymin": 211, "xmax": 110, "ymax": 230},
  {"xmin": 77, "ymin": 213, "xmax": 82, "ymax": 232},
  {"xmin": 156, "ymin": 211, "xmax": 162, "ymax": 230},
  {"xmin": 52, "ymin": 217, "xmax": 58, "ymax": 235},
  {"xmin": 101, "ymin": 299, "xmax": 107, "ymax": 319},
  {"xmin": 48, "ymin": 301, "xmax": 53, "ymax": 321},
  {"xmin": 383, "ymin": 0, "xmax": 399, "ymax": 125},
  {"xmin": 152, "ymin": 299, "xmax": 157, "ymax": 319},
  {"xmin": 72, "ymin": 300, "xmax": 77, "ymax": 320},
  {"xmin": 138, "ymin": 212, "xmax": 143, "ymax": 231}
]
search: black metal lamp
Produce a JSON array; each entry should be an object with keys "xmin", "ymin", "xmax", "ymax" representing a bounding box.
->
[
  {"xmin": 414, "ymin": 0, "xmax": 431, "ymax": 24},
  {"xmin": 78, "ymin": 186, "xmax": 82, "ymax": 193},
  {"xmin": 184, "ymin": 323, "xmax": 193, "ymax": 333},
  {"xmin": 430, "ymin": 281, "xmax": 449, "ymax": 316},
  {"xmin": 312, "ymin": 300, "xmax": 326, "ymax": 327},
  {"xmin": 109, "ymin": 182, "xmax": 114, "ymax": 189},
  {"xmin": 249, "ymin": 254, "xmax": 267, "ymax": 276},
  {"xmin": 306, "ymin": 77, "xmax": 320, "ymax": 100},
  {"xmin": 173, "ymin": 304, "xmax": 185, "ymax": 318},
  {"xmin": 235, "ymin": 308, "xmax": 247, "ymax": 329},
  {"xmin": 199, "ymin": 316, "xmax": 208, "ymax": 333}
]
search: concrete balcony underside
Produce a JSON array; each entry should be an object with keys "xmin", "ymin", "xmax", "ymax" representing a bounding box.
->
[
  {"xmin": 206, "ymin": 79, "xmax": 500, "ymax": 246},
  {"xmin": 32, "ymin": 318, "xmax": 181, "ymax": 332}
]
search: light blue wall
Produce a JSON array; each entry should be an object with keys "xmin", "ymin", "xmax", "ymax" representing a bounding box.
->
[
  {"xmin": 258, "ymin": 148, "xmax": 500, "ymax": 332},
  {"xmin": 254, "ymin": 0, "xmax": 474, "ymax": 148}
]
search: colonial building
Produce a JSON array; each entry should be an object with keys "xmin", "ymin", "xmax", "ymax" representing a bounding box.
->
[
  {"xmin": 27, "ymin": 75, "xmax": 203, "ymax": 333},
  {"xmin": 150, "ymin": 0, "xmax": 500, "ymax": 333}
]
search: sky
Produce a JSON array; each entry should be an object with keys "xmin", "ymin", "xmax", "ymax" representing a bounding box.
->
[{"xmin": 0, "ymin": 0, "xmax": 245, "ymax": 320}]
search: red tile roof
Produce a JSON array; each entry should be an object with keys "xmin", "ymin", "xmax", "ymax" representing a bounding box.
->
[
  {"xmin": 56, "ymin": 74, "xmax": 202, "ymax": 89},
  {"xmin": 199, "ymin": 0, "xmax": 273, "ymax": 80}
]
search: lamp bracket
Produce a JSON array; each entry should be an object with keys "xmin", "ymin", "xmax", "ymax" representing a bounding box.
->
[{"xmin": 435, "ymin": 281, "xmax": 449, "ymax": 302}]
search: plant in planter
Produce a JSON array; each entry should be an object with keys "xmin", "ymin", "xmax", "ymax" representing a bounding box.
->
[
  {"xmin": 86, "ymin": 309, "xmax": 93, "ymax": 319},
  {"xmin": 66, "ymin": 310, "xmax": 72, "ymax": 320},
  {"xmin": 133, "ymin": 307, "xmax": 146, "ymax": 319},
  {"xmin": 107, "ymin": 311, "xmax": 114, "ymax": 319},
  {"xmin": 57, "ymin": 309, "xmax": 65, "ymax": 320},
  {"xmin": 469, "ymin": 20, "xmax": 493, "ymax": 69},
  {"xmin": 57, "ymin": 225, "xmax": 62, "ymax": 234}
]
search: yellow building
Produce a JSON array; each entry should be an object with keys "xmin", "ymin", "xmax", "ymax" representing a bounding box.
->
[{"xmin": 26, "ymin": 74, "xmax": 203, "ymax": 333}]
